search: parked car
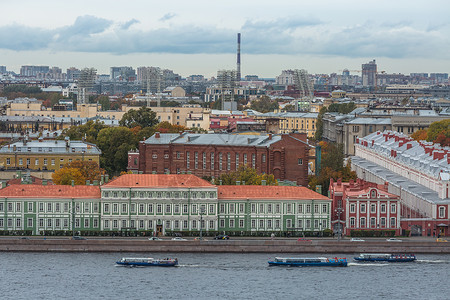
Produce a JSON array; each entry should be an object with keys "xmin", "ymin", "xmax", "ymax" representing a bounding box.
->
[
  {"xmin": 386, "ymin": 238, "xmax": 402, "ymax": 242},
  {"xmin": 171, "ymin": 237, "xmax": 187, "ymax": 241},
  {"xmin": 351, "ymin": 238, "xmax": 365, "ymax": 242},
  {"xmin": 297, "ymin": 238, "xmax": 312, "ymax": 242},
  {"xmin": 71, "ymin": 236, "xmax": 86, "ymax": 240},
  {"xmin": 436, "ymin": 238, "xmax": 448, "ymax": 242},
  {"xmin": 194, "ymin": 237, "xmax": 208, "ymax": 241},
  {"xmin": 148, "ymin": 237, "xmax": 162, "ymax": 241},
  {"xmin": 214, "ymin": 234, "xmax": 230, "ymax": 240}
]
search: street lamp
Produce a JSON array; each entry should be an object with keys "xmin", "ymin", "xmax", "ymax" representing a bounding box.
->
[
  {"xmin": 335, "ymin": 207, "xmax": 344, "ymax": 241},
  {"xmin": 199, "ymin": 206, "xmax": 205, "ymax": 240}
]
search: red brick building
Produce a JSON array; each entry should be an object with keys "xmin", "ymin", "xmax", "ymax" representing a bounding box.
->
[
  {"xmin": 329, "ymin": 178, "xmax": 402, "ymax": 236},
  {"xmin": 136, "ymin": 132, "xmax": 310, "ymax": 186}
]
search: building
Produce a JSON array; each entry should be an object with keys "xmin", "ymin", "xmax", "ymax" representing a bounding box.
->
[
  {"xmin": 255, "ymin": 112, "xmax": 318, "ymax": 138},
  {"xmin": 329, "ymin": 178, "xmax": 401, "ymax": 236},
  {"xmin": 362, "ymin": 60, "xmax": 377, "ymax": 87},
  {"xmin": 0, "ymin": 138, "xmax": 101, "ymax": 171},
  {"xmin": 136, "ymin": 132, "xmax": 311, "ymax": 186},
  {"xmin": 0, "ymin": 174, "xmax": 331, "ymax": 236},
  {"xmin": 352, "ymin": 131, "xmax": 450, "ymax": 236}
]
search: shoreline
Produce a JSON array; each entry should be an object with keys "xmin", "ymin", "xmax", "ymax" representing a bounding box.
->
[{"xmin": 1, "ymin": 238, "xmax": 449, "ymax": 253}]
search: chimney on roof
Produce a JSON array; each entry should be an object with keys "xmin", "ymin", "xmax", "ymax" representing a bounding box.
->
[
  {"xmin": 315, "ymin": 185, "xmax": 322, "ymax": 194},
  {"xmin": 261, "ymin": 180, "xmax": 266, "ymax": 186},
  {"xmin": 38, "ymin": 137, "xmax": 43, "ymax": 143},
  {"xmin": 105, "ymin": 175, "xmax": 109, "ymax": 183},
  {"xmin": 155, "ymin": 132, "xmax": 160, "ymax": 138},
  {"xmin": 406, "ymin": 143, "xmax": 412, "ymax": 150},
  {"xmin": 242, "ymin": 181, "xmax": 245, "ymax": 185},
  {"xmin": 93, "ymin": 180, "xmax": 99, "ymax": 186},
  {"xmin": 1, "ymin": 181, "xmax": 6, "ymax": 189},
  {"xmin": 71, "ymin": 180, "xmax": 74, "ymax": 187},
  {"xmin": 268, "ymin": 133, "xmax": 272, "ymax": 140},
  {"xmin": 86, "ymin": 180, "xmax": 90, "ymax": 185},
  {"xmin": 219, "ymin": 180, "xmax": 222, "ymax": 185},
  {"xmin": 236, "ymin": 181, "xmax": 240, "ymax": 185},
  {"xmin": 42, "ymin": 180, "xmax": 47, "ymax": 186}
]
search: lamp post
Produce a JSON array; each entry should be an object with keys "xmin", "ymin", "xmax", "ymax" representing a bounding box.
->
[
  {"xmin": 199, "ymin": 206, "xmax": 205, "ymax": 240},
  {"xmin": 335, "ymin": 207, "xmax": 344, "ymax": 241}
]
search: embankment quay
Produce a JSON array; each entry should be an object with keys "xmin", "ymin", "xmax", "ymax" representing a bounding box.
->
[{"xmin": 0, "ymin": 238, "xmax": 449, "ymax": 253}]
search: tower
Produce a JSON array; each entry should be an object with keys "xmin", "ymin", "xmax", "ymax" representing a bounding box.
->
[
  {"xmin": 237, "ymin": 33, "xmax": 241, "ymax": 81},
  {"xmin": 362, "ymin": 59, "xmax": 377, "ymax": 87}
]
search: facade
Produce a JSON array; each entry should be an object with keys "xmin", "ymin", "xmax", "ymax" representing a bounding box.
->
[
  {"xmin": 255, "ymin": 112, "xmax": 318, "ymax": 138},
  {"xmin": 137, "ymin": 132, "xmax": 311, "ymax": 186},
  {"xmin": 362, "ymin": 60, "xmax": 377, "ymax": 87},
  {"xmin": 0, "ymin": 138, "xmax": 101, "ymax": 171},
  {"xmin": 0, "ymin": 174, "xmax": 331, "ymax": 236},
  {"xmin": 329, "ymin": 178, "xmax": 401, "ymax": 236},
  {"xmin": 352, "ymin": 131, "xmax": 450, "ymax": 236}
]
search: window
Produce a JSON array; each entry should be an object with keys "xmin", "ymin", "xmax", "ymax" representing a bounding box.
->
[
  {"xmin": 305, "ymin": 220, "xmax": 310, "ymax": 229},
  {"xmin": 186, "ymin": 151, "xmax": 190, "ymax": 169},
  {"xmin": 227, "ymin": 153, "xmax": 231, "ymax": 170},
  {"xmin": 113, "ymin": 203, "xmax": 118, "ymax": 213},
  {"xmin": 174, "ymin": 220, "xmax": 179, "ymax": 229},
  {"xmin": 322, "ymin": 204, "xmax": 327, "ymax": 213},
  {"xmin": 259, "ymin": 219, "xmax": 264, "ymax": 228},
  {"xmin": 47, "ymin": 203, "xmax": 52, "ymax": 212},
  {"xmin": 39, "ymin": 218, "xmax": 44, "ymax": 227},
  {"xmin": 243, "ymin": 153, "xmax": 247, "ymax": 165},
  {"xmin": 314, "ymin": 219, "xmax": 319, "ymax": 229},
  {"xmin": 27, "ymin": 218, "xmax": 33, "ymax": 228},
  {"xmin": 306, "ymin": 204, "xmax": 311, "ymax": 213},
  {"xmin": 122, "ymin": 204, "xmax": 127, "ymax": 214},
  {"xmin": 148, "ymin": 220, "xmax": 153, "ymax": 228},
  {"xmin": 239, "ymin": 219, "xmax": 244, "ymax": 228},
  {"xmin": 16, "ymin": 202, "xmax": 21, "ymax": 212},
  {"xmin": 298, "ymin": 204, "xmax": 303, "ymax": 214},
  {"xmin": 103, "ymin": 220, "xmax": 109, "ymax": 229},
  {"xmin": 16, "ymin": 218, "xmax": 21, "ymax": 228},
  {"xmin": 229, "ymin": 204, "xmax": 235, "ymax": 214},
  {"xmin": 259, "ymin": 204, "xmax": 264, "ymax": 214},
  {"xmin": 286, "ymin": 219, "xmax": 292, "ymax": 228},
  {"xmin": 439, "ymin": 207, "xmax": 445, "ymax": 218},
  {"xmin": 275, "ymin": 204, "xmax": 280, "ymax": 214},
  {"xmin": 157, "ymin": 204, "xmax": 162, "ymax": 213},
  {"xmin": 75, "ymin": 218, "xmax": 80, "ymax": 228},
  {"xmin": 262, "ymin": 154, "xmax": 266, "ymax": 163},
  {"xmin": 360, "ymin": 218, "xmax": 366, "ymax": 228},
  {"xmin": 287, "ymin": 204, "xmax": 292, "ymax": 213},
  {"xmin": 183, "ymin": 220, "xmax": 188, "ymax": 229},
  {"xmin": 44, "ymin": 158, "xmax": 47, "ymax": 165},
  {"xmin": 390, "ymin": 217, "xmax": 396, "ymax": 228},
  {"xmin": 275, "ymin": 219, "xmax": 280, "ymax": 228},
  {"xmin": 268, "ymin": 204, "xmax": 272, "ymax": 213},
  {"xmin": 6, "ymin": 158, "xmax": 10, "ymax": 165},
  {"xmin": 381, "ymin": 204, "xmax": 386, "ymax": 213},
  {"xmin": 211, "ymin": 152, "xmax": 214, "ymax": 169},
  {"xmin": 360, "ymin": 204, "xmax": 366, "ymax": 213},
  {"xmin": 166, "ymin": 204, "xmax": 171, "ymax": 214},
  {"xmin": 7, "ymin": 203, "xmax": 12, "ymax": 212},
  {"xmin": 93, "ymin": 219, "xmax": 98, "ymax": 228},
  {"xmin": 51, "ymin": 159, "xmax": 55, "ymax": 166},
  {"xmin": 298, "ymin": 158, "xmax": 303, "ymax": 165},
  {"xmin": 152, "ymin": 153, "xmax": 157, "ymax": 159},
  {"xmin": 239, "ymin": 203, "xmax": 244, "ymax": 213},
  {"xmin": 251, "ymin": 220, "xmax": 256, "ymax": 228},
  {"xmin": 235, "ymin": 153, "xmax": 239, "ymax": 170},
  {"xmin": 183, "ymin": 204, "xmax": 188, "ymax": 214},
  {"xmin": 252, "ymin": 154, "xmax": 255, "ymax": 169},
  {"xmin": 219, "ymin": 153, "xmax": 222, "ymax": 170},
  {"xmin": 391, "ymin": 204, "xmax": 396, "ymax": 213},
  {"xmin": 251, "ymin": 204, "xmax": 256, "ymax": 213},
  {"xmin": 35, "ymin": 158, "xmax": 39, "ymax": 165},
  {"xmin": 380, "ymin": 218, "xmax": 386, "ymax": 227},
  {"xmin": 203, "ymin": 152, "xmax": 206, "ymax": 169},
  {"xmin": 176, "ymin": 151, "xmax": 181, "ymax": 159},
  {"xmin": 314, "ymin": 204, "xmax": 319, "ymax": 213},
  {"xmin": 209, "ymin": 205, "xmax": 214, "ymax": 214},
  {"xmin": 194, "ymin": 152, "xmax": 198, "ymax": 169},
  {"xmin": 229, "ymin": 219, "xmax": 235, "ymax": 228},
  {"xmin": 370, "ymin": 217, "xmax": 376, "ymax": 228},
  {"xmin": 220, "ymin": 219, "xmax": 225, "ymax": 228},
  {"xmin": 139, "ymin": 204, "xmax": 144, "ymax": 213},
  {"xmin": 84, "ymin": 219, "xmax": 89, "ymax": 228},
  {"xmin": 192, "ymin": 204, "xmax": 197, "ymax": 214},
  {"xmin": 122, "ymin": 220, "xmax": 127, "ymax": 228},
  {"xmin": 371, "ymin": 204, "xmax": 376, "ymax": 213},
  {"xmin": 192, "ymin": 220, "xmax": 197, "ymax": 229},
  {"xmin": 350, "ymin": 217, "xmax": 355, "ymax": 227},
  {"xmin": 19, "ymin": 158, "xmax": 23, "ymax": 165}
]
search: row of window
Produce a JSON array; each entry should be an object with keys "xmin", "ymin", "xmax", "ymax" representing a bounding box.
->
[
  {"xmin": 349, "ymin": 217, "xmax": 397, "ymax": 228},
  {"xmin": 0, "ymin": 202, "xmax": 98, "ymax": 213},
  {"xmin": 103, "ymin": 203, "xmax": 215, "ymax": 215},
  {"xmin": 349, "ymin": 203, "xmax": 397, "ymax": 214},
  {"xmin": 219, "ymin": 203, "xmax": 328, "ymax": 214},
  {"xmin": 0, "ymin": 218, "xmax": 98, "ymax": 229},
  {"xmin": 102, "ymin": 190, "xmax": 217, "ymax": 199},
  {"xmin": 184, "ymin": 151, "xmax": 264, "ymax": 171}
]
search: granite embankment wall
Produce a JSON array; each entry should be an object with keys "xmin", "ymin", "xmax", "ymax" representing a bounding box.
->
[{"xmin": 1, "ymin": 239, "xmax": 449, "ymax": 253}]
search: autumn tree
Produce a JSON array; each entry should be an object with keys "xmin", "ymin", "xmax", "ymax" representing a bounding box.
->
[
  {"xmin": 217, "ymin": 165, "xmax": 278, "ymax": 185},
  {"xmin": 411, "ymin": 129, "xmax": 428, "ymax": 142},
  {"xmin": 58, "ymin": 120, "xmax": 108, "ymax": 144},
  {"xmin": 52, "ymin": 168, "xmax": 85, "ymax": 185},
  {"xmin": 250, "ymin": 96, "xmax": 279, "ymax": 113},
  {"xmin": 427, "ymin": 119, "xmax": 450, "ymax": 146}
]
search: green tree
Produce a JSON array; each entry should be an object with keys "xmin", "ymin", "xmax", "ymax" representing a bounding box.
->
[
  {"xmin": 217, "ymin": 165, "xmax": 278, "ymax": 185},
  {"xmin": 119, "ymin": 106, "xmax": 158, "ymax": 128},
  {"xmin": 96, "ymin": 127, "xmax": 137, "ymax": 175},
  {"xmin": 58, "ymin": 120, "xmax": 108, "ymax": 144},
  {"xmin": 97, "ymin": 95, "xmax": 111, "ymax": 111},
  {"xmin": 314, "ymin": 106, "xmax": 328, "ymax": 141},
  {"xmin": 250, "ymin": 96, "xmax": 279, "ymax": 113},
  {"xmin": 282, "ymin": 104, "xmax": 296, "ymax": 112}
]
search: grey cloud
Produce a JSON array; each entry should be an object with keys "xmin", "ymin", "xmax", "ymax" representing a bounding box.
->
[
  {"xmin": 0, "ymin": 16, "xmax": 448, "ymax": 60},
  {"xmin": 159, "ymin": 13, "xmax": 177, "ymax": 22}
]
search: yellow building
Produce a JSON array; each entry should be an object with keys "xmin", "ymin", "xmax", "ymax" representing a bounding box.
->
[
  {"xmin": 255, "ymin": 112, "xmax": 319, "ymax": 138},
  {"xmin": 0, "ymin": 138, "xmax": 101, "ymax": 171}
]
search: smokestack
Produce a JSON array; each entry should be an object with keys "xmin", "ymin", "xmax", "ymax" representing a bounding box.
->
[{"xmin": 237, "ymin": 33, "xmax": 241, "ymax": 81}]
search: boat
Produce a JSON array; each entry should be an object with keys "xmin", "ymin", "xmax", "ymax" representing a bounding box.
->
[
  {"xmin": 116, "ymin": 257, "xmax": 178, "ymax": 267},
  {"xmin": 268, "ymin": 257, "xmax": 348, "ymax": 267},
  {"xmin": 354, "ymin": 253, "xmax": 416, "ymax": 262}
]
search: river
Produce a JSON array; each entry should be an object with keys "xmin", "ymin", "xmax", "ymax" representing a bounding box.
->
[{"xmin": 1, "ymin": 252, "xmax": 448, "ymax": 299}]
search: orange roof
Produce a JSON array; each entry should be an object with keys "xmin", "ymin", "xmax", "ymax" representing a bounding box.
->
[
  {"xmin": 103, "ymin": 174, "xmax": 214, "ymax": 188},
  {"xmin": 218, "ymin": 185, "xmax": 330, "ymax": 200},
  {"xmin": 0, "ymin": 184, "xmax": 100, "ymax": 199}
]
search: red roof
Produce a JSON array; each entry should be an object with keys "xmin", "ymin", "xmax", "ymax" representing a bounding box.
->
[
  {"xmin": 103, "ymin": 174, "xmax": 214, "ymax": 188},
  {"xmin": 218, "ymin": 185, "xmax": 330, "ymax": 200},
  {"xmin": 0, "ymin": 184, "xmax": 100, "ymax": 199}
]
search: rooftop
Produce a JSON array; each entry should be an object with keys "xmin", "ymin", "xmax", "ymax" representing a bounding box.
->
[
  {"xmin": 0, "ymin": 184, "xmax": 100, "ymax": 199},
  {"xmin": 103, "ymin": 174, "xmax": 214, "ymax": 188},
  {"xmin": 218, "ymin": 185, "xmax": 330, "ymax": 200},
  {"xmin": 0, "ymin": 140, "xmax": 101, "ymax": 155}
]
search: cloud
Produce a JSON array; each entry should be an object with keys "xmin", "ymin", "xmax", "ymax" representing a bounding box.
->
[
  {"xmin": 159, "ymin": 13, "xmax": 177, "ymax": 22},
  {"xmin": 0, "ymin": 15, "xmax": 448, "ymax": 60}
]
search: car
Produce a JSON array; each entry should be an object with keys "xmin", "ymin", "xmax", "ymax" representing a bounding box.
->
[
  {"xmin": 171, "ymin": 237, "xmax": 187, "ymax": 241},
  {"xmin": 386, "ymin": 238, "xmax": 402, "ymax": 242},
  {"xmin": 19, "ymin": 237, "xmax": 30, "ymax": 240},
  {"xmin": 297, "ymin": 238, "xmax": 312, "ymax": 242},
  {"xmin": 214, "ymin": 234, "xmax": 230, "ymax": 240},
  {"xmin": 148, "ymin": 237, "xmax": 162, "ymax": 241},
  {"xmin": 351, "ymin": 238, "xmax": 365, "ymax": 242},
  {"xmin": 71, "ymin": 236, "xmax": 86, "ymax": 240},
  {"xmin": 436, "ymin": 238, "xmax": 448, "ymax": 242},
  {"xmin": 194, "ymin": 237, "xmax": 208, "ymax": 241}
]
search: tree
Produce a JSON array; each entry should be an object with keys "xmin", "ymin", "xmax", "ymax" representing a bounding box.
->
[
  {"xmin": 411, "ymin": 129, "xmax": 428, "ymax": 142},
  {"xmin": 282, "ymin": 104, "xmax": 296, "ymax": 112},
  {"xmin": 217, "ymin": 165, "xmax": 278, "ymax": 185},
  {"xmin": 153, "ymin": 121, "xmax": 188, "ymax": 133},
  {"xmin": 96, "ymin": 127, "xmax": 137, "ymax": 175},
  {"xmin": 250, "ymin": 96, "xmax": 279, "ymax": 113},
  {"xmin": 427, "ymin": 119, "xmax": 450, "ymax": 146},
  {"xmin": 97, "ymin": 95, "xmax": 111, "ymax": 111},
  {"xmin": 314, "ymin": 107, "xmax": 328, "ymax": 141},
  {"xmin": 119, "ymin": 106, "xmax": 158, "ymax": 128},
  {"xmin": 59, "ymin": 120, "xmax": 108, "ymax": 144},
  {"xmin": 52, "ymin": 168, "xmax": 85, "ymax": 185}
]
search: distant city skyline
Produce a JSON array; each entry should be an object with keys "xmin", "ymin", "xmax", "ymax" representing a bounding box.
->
[{"xmin": 1, "ymin": 0, "xmax": 449, "ymax": 77}]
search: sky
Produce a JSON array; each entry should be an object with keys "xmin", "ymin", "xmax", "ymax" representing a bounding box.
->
[{"xmin": 0, "ymin": 0, "xmax": 449, "ymax": 78}]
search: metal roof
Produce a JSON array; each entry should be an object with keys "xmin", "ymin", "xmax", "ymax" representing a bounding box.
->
[{"xmin": 0, "ymin": 140, "xmax": 101, "ymax": 154}]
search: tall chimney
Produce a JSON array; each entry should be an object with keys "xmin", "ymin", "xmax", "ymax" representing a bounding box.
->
[{"xmin": 237, "ymin": 33, "xmax": 241, "ymax": 81}]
